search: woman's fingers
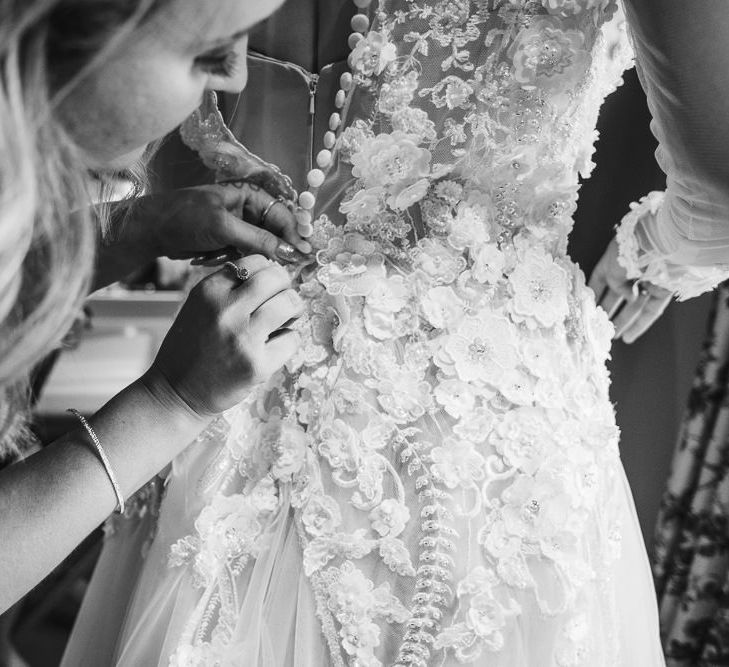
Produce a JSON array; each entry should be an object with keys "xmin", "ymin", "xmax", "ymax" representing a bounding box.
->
[
  {"xmin": 611, "ymin": 293, "xmax": 649, "ymax": 338},
  {"xmin": 264, "ymin": 328, "xmax": 301, "ymax": 368},
  {"xmin": 621, "ymin": 293, "xmax": 672, "ymax": 344},
  {"xmin": 599, "ymin": 287, "xmax": 629, "ymax": 320},
  {"xmin": 152, "ymin": 254, "xmax": 302, "ymax": 416},
  {"xmin": 251, "ymin": 288, "xmax": 305, "ymax": 337},
  {"xmin": 220, "ymin": 260, "xmax": 293, "ymax": 313},
  {"xmin": 221, "ymin": 181, "xmax": 311, "ymax": 255},
  {"xmin": 204, "ymin": 254, "xmax": 272, "ymax": 293}
]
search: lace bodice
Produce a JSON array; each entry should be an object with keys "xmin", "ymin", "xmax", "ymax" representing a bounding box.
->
[
  {"xmin": 92, "ymin": 3, "xmax": 678, "ymax": 666},
  {"xmin": 164, "ymin": 3, "xmax": 639, "ymax": 666}
]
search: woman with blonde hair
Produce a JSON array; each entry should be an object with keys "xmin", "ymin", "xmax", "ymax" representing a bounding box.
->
[{"xmin": 0, "ymin": 0, "xmax": 307, "ymax": 613}]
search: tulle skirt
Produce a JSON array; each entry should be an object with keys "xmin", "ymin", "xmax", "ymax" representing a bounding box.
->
[{"xmin": 62, "ymin": 433, "xmax": 664, "ymax": 667}]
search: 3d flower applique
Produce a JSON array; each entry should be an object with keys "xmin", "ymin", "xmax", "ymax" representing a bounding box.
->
[
  {"xmin": 434, "ymin": 566, "xmax": 522, "ymax": 661},
  {"xmin": 390, "ymin": 107, "xmax": 438, "ymax": 144},
  {"xmin": 509, "ymin": 17, "xmax": 591, "ymax": 93},
  {"xmin": 340, "ymin": 186, "xmax": 385, "ymax": 223},
  {"xmin": 448, "ymin": 201, "xmax": 491, "ymax": 250},
  {"xmin": 378, "ymin": 71, "xmax": 420, "ymax": 115},
  {"xmin": 433, "ymin": 378, "xmax": 478, "ymax": 419},
  {"xmin": 316, "ymin": 233, "xmax": 387, "ymax": 297},
  {"xmin": 439, "ymin": 313, "xmax": 520, "ymax": 386},
  {"xmin": 324, "ymin": 562, "xmax": 410, "ymax": 666},
  {"xmin": 318, "ymin": 418, "xmax": 363, "ymax": 472},
  {"xmin": 370, "ymin": 367, "xmax": 434, "ymax": 424},
  {"xmin": 301, "ymin": 493, "xmax": 343, "ymax": 538},
  {"xmin": 349, "ymin": 31, "xmax": 398, "ymax": 77},
  {"xmin": 429, "ymin": 437, "xmax": 486, "ymax": 490},
  {"xmin": 421, "ymin": 285, "xmax": 466, "ymax": 330},
  {"xmin": 490, "ymin": 406, "xmax": 559, "ymax": 475},
  {"xmin": 369, "ymin": 498, "xmax": 411, "ymax": 538},
  {"xmin": 508, "ymin": 248, "xmax": 571, "ymax": 329},
  {"xmin": 168, "ymin": 476, "xmax": 279, "ymax": 589},
  {"xmin": 363, "ymin": 275, "xmax": 412, "ymax": 340},
  {"xmin": 351, "ymin": 132, "xmax": 433, "ymax": 210},
  {"xmin": 411, "ymin": 238, "xmax": 467, "ymax": 285},
  {"xmin": 338, "ymin": 120, "xmax": 376, "ymax": 163},
  {"xmin": 470, "ymin": 243, "xmax": 506, "ymax": 284}
]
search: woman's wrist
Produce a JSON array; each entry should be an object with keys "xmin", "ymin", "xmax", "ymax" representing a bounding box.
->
[
  {"xmin": 615, "ymin": 191, "xmax": 729, "ymax": 301},
  {"xmin": 136, "ymin": 368, "xmax": 215, "ymax": 433}
]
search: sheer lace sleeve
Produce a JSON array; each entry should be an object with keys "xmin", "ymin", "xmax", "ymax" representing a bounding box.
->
[{"xmin": 617, "ymin": 0, "xmax": 729, "ymax": 299}]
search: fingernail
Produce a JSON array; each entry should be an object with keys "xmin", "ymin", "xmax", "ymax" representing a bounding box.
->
[
  {"xmin": 275, "ymin": 242, "xmax": 306, "ymax": 263},
  {"xmin": 296, "ymin": 241, "xmax": 313, "ymax": 254}
]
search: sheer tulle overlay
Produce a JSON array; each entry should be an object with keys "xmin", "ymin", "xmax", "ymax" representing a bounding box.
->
[{"xmin": 64, "ymin": 2, "xmax": 670, "ymax": 665}]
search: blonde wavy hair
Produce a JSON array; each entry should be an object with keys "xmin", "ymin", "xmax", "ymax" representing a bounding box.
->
[{"xmin": 0, "ymin": 0, "xmax": 167, "ymax": 459}]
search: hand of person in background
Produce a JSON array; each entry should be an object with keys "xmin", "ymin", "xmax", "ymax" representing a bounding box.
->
[
  {"xmin": 144, "ymin": 254, "xmax": 303, "ymax": 417},
  {"xmin": 589, "ymin": 237, "xmax": 673, "ymax": 344},
  {"xmin": 93, "ymin": 181, "xmax": 312, "ymax": 290}
]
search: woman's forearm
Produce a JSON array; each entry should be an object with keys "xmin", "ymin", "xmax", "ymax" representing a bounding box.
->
[{"xmin": 0, "ymin": 375, "xmax": 210, "ymax": 612}]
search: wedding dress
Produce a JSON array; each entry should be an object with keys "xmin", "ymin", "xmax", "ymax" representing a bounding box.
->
[{"xmin": 63, "ymin": 1, "xmax": 729, "ymax": 665}]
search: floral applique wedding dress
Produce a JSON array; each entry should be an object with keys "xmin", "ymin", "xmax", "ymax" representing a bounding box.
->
[{"xmin": 66, "ymin": 0, "xmax": 729, "ymax": 664}]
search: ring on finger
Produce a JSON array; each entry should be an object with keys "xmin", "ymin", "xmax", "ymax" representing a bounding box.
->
[
  {"xmin": 224, "ymin": 261, "xmax": 250, "ymax": 284},
  {"xmin": 261, "ymin": 197, "xmax": 286, "ymax": 225}
]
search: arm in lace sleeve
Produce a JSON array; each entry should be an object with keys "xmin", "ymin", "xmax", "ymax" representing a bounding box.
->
[{"xmin": 618, "ymin": 0, "xmax": 729, "ymax": 299}]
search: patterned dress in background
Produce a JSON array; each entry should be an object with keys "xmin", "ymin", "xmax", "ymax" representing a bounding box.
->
[{"xmin": 654, "ymin": 282, "xmax": 729, "ymax": 666}]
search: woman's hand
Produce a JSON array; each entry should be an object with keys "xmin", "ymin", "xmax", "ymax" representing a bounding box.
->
[
  {"xmin": 144, "ymin": 255, "xmax": 303, "ymax": 417},
  {"xmin": 94, "ymin": 182, "xmax": 311, "ymax": 290},
  {"xmin": 588, "ymin": 238, "xmax": 672, "ymax": 344}
]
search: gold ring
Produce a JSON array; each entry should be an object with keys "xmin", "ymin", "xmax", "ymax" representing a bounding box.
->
[{"xmin": 223, "ymin": 261, "xmax": 250, "ymax": 283}]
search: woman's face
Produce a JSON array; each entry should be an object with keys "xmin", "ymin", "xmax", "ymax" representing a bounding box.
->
[{"xmin": 59, "ymin": 0, "xmax": 284, "ymax": 168}]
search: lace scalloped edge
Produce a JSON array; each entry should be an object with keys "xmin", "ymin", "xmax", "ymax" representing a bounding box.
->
[{"xmin": 615, "ymin": 191, "xmax": 729, "ymax": 301}]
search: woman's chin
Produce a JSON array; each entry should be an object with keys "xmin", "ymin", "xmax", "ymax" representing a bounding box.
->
[{"xmin": 93, "ymin": 146, "xmax": 147, "ymax": 173}]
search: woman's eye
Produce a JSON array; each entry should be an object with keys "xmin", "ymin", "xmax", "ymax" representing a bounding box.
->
[{"xmin": 195, "ymin": 49, "xmax": 239, "ymax": 78}]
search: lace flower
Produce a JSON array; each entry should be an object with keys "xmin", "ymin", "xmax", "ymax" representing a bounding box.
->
[
  {"xmin": 430, "ymin": 437, "xmax": 486, "ymax": 489},
  {"xmin": 434, "ymin": 378, "xmax": 477, "ymax": 418},
  {"xmin": 317, "ymin": 233, "xmax": 386, "ymax": 297},
  {"xmin": 435, "ymin": 566, "xmax": 522, "ymax": 660},
  {"xmin": 491, "ymin": 407, "xmax": 558, "ymax": 475},
  {"xmin": 421, "ymin": 285, "xmax": 466, "ymax": 330},
  {"xmin": 509, "ymin": 249, "xmax": 570, "ymax": 328},
  {"xmin": 501, "ymin": 472, "xmax": 572, "ymax": 544},
  {"xmin": 438, "ymin": 314, "xmax": 520, "ymax": 386},
  {"xmin": 509, "ymin": 18, "xmax": 590, "ymax": 92},
  {"xmin": 378, "ymin": 71, "xmax": 419, "ymax": 114},
  {"xmin": 169, "ymin": 478, "xmax": 278, "ymax": 588},
  {"xmin": 363, "ymin": 275, "xmax": 411, "ymax": 340},
  {"xmin": 448, "ymin": 202, "xmax": 491, "ymax": 250},
  {"xmin": 372, "ymin": 368, "xmax": 434, "ymax": 423},
  {"xmin": 369, "ymin": 499, "xmax": 411, "ymax": 537},
  {"xmin": 350, "ymin": 31, "xmax": 397, "ymax": 77},
  {"xmin": 338, "ymin": 120, "xmax": 376, "ymax": 163},
  {"xmin": 351, "ymin": 132, "xmax": 432, "ymax": 210},
  {"xmin": 411, "ymin": 238, "xmax": 467, "ymax": 285},
  {"xmin": 340, "ymin": 187, "xmax": 385, "ymax": 222},
  {"xmin": 302, "ymin": 493, "xmax": 342, "ymax": 538},
  {"xmin": 325, "ymin": 563, "xmax": 409, "ymax": 666},
  {"xmin": 470, "ymin": 243, "xmax": 506, "ymax": 284},
  {"xmin": 318, "ymin": 419, "xmax": 362, "ymax": 471},
  {"xmin": 390, "ymin": 107, "xmax": 437, "ymax": 143}
]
